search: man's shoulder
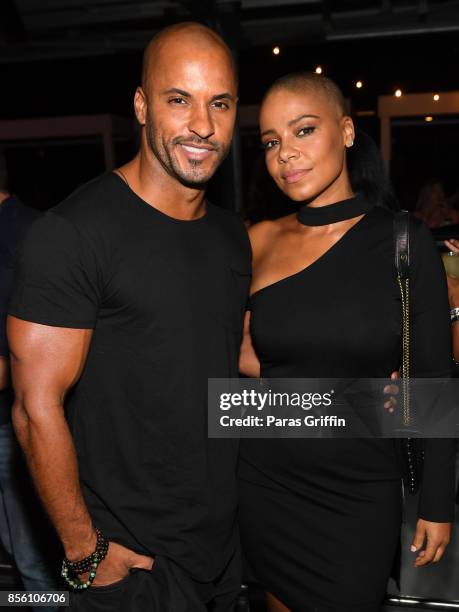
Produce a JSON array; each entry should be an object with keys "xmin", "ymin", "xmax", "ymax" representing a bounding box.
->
[
  {"xmin": 207, "ymin": 203, "xmax": 251, "ymax": 266},
  {"xmin": 207, "ymin": 202, "xmax": 249, "ymax": 238},
  {"xmin": 207, "ymin": 201, "xmax": 243, "ymax": 222},
  {"xmin": 51, "ymin": 172, "xmax": 123, "ymax": 227}
]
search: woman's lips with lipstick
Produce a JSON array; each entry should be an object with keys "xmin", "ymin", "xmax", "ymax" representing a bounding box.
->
[
  {"xmin": 282, "ymin": 169, "xmax": 311, "ymax": 184},
  {"xmin": 179, "ymin": 143, "xmax": 216, "ymax": 161}
]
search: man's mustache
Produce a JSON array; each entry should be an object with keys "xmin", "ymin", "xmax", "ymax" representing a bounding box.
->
[{"xmin": 173, "ymin": 135, "xmax": 223, "ymax": 152}]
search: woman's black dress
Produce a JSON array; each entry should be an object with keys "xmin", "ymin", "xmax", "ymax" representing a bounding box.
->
[{"xmin": 238, "ymin": 204, "xmax": 456, "ymax": 612}]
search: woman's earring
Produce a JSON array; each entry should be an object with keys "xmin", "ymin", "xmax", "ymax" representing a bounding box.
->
[{"xmin": 347, "ymin": 139, "xmax": 354, "ymax": 148}]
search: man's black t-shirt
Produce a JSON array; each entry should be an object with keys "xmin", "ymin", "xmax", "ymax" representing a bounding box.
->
[{"xmin": 9, "ymin": 172, "xmax": 251, "ymax": 581}]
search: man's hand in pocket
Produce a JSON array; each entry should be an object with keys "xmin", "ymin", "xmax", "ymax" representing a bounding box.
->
[{"xmin": 90, "ymin": 541, "xmax": 154, "ymax": 587}]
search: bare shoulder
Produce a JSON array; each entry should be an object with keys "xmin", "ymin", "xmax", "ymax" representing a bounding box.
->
[
  {"xmin": 248, "ymin": 214, "xmax": 296, "ymax": 261},
  {"xmin": 248, "ymin": 219, "xmax": 278, "ymax": 249}
]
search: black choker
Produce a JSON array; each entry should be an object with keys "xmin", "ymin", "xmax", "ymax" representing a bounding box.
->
[{"xmin": 296, "ymin": 193, "xmax": 374, "ymax": 227}]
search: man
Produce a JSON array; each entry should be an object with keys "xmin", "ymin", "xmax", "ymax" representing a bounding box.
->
[
  {"xmin": 8, "ymin": 23, "xmax": 250, "ymax": 612},
  {"xmin": 0, "ymin": 150, "xmax": 58, "ymax": 611}
]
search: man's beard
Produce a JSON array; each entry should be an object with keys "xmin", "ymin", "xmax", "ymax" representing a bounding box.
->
[{"xmin": 145, "ymin": 119, "xmax": 228, "ymax": 189}]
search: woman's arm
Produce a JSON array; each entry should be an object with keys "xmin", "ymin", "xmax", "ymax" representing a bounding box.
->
[
  {"xmin": 238, "ymin": 220, "xmax": 276, "ymax": 378},
  {"xmin": 239, "ymin": 311, "xmax": 260, "ymax": 377},
  {"xmin": 410, "ymin": 222, "xmax": 456, "ymax": 566}
]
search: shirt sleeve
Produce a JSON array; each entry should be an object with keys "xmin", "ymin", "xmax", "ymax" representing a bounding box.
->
[
  {"xmin": 8, "ymin": 212, "xmax": 102, "ymax": 329},
  {"xmin": 410, "ymin": 220, "xmax": 457, "ymax": 522}
]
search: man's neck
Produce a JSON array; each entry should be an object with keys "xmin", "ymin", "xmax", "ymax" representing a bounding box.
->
[{"xmin": 120, "ymin": 152, "xmax": 207, "ymax": 221}]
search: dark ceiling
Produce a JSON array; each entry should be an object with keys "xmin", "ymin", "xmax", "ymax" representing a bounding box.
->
[
  {"xmin": 1, "ymin": 1, "xmax": 459, "ymax": 118},
  {"xmin": 2, "ymin": 1, "xmax": 459, "ymax": 62}
]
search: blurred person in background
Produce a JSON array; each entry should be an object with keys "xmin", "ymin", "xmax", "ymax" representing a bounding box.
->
[
  {"xmin": 415, "ymin": 179, "xmax": 459, "ymax": 228},
  {"xmin": 442, "ymin": 237, "xmax": 459, "ymax": 364},
  {"xmin": 0, "ymin": 148, "xmax": 59, "ymax": 610}
]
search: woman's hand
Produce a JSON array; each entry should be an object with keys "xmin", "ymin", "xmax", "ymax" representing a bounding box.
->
[
  {"xmin": 410, "ymin": 519, "xmax": 452, "ymax": 566},
  {"xmin": 90, "ymin": 541, "xmax": 154, "ymax": 587},
  {"xmin": 443, "ymin": 240, "xmax": 459, "ymax": 310},
  {"xmin": 446, "ymin": 273, "xmax": 459, "ymax": 309},
  {"xmin": 383, "ymin": 371, "xmax": 399, "ymax": 413},
  {"xmin": 444, "ymin": 238, "xmax": 459, "ymax": 255}
]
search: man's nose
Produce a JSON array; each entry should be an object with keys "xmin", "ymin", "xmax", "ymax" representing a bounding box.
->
[{"xmin": 188, "ymin": 105, "xmax": 215, "ymax": 141}]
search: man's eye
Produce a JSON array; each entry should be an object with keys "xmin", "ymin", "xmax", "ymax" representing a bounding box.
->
[
  {"xmin": 212, "ymin": 101, "xmax": 229, "ymax": 110},
  {"xmin": 169, "ymin": 97, "xmax": 187, "ymax": 105},
  {"xmin": 297, "ymin": 126, "xmax": 315, "ymax": 137},
  {"xmin": 262, "ymin": 140, "xmax": 279, "ymax": 150}
]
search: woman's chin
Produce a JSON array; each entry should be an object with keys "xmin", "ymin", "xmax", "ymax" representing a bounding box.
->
[{"xmin": 282, "ymin": 185, "xmax": 314, "ymax": 203}]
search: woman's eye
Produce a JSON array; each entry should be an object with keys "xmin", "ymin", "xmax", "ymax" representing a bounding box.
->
[
  {"xmin": 297, "ymin": 126, "xmax": 315, "ymax": 137},
  {"xmin": 262, "ymin": 140, "xmax": 279, "ymax": 150}
]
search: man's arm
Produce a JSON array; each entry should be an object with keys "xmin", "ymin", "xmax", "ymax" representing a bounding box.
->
[
  {"xmin": 8, "ymin": 316, "xmax": 97, "ymax": 560},
  {"xmin": 8, "ymin": 316, "xmax": 154, "ymax": 585},
  {"xmin": 0, "ymin": 356, "xmax": 9, "ymax": 391}
]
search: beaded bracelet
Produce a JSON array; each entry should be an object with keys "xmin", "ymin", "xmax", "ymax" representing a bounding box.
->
[{"xmin": 61, "ymin": 528, "xmax": 109, "ymax": 590}]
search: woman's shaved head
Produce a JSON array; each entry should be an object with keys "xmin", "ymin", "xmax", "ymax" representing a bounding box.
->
[{"xmin": 263, "ymin": 72, "xmax": 347, "ymax": 118}]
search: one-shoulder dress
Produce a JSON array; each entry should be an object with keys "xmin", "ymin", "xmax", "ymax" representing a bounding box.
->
[{"xmin": 238, "ymin": 204, "xmax": 456, "ymax": 612}]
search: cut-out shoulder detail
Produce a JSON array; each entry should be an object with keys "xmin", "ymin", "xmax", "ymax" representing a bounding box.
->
[{"xmin": 250, "ymin": 210, "xmax": 371, "ymax": 299}]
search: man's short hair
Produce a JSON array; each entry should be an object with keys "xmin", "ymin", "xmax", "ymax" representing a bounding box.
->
[{"xmin": 141, "ymin": 22, "xmax": 238, "ymax": 93}]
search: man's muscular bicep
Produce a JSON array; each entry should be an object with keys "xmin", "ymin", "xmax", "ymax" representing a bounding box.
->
[{"xmin": 7, "ymin": 316, "xmax": 93, "ymax": 414}]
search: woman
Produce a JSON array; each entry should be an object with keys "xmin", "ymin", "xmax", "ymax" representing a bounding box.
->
[
  {"xmin": 442, "ymin": 238, "xmax": 459, "ymax": 363},
  {"xmin": 238, "ymin": 73, "xmax": 455, "ymax": 612},
  {"xmin": 415, "ymin": 179, "xmax": 459, "ymax": 228}
]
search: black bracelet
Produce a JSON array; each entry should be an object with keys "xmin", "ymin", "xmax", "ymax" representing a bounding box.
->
[{"xmin": 61, "ymin": 528, "xmax": 109, "ymax": 591}]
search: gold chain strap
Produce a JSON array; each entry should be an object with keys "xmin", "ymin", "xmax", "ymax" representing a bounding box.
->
[{"xmin": 397, "ymin": 275, "xmax": 410, "ymax": 426}]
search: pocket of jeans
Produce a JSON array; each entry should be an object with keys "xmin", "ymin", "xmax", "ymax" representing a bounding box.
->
[
  {"xmin": 88, "ymin": 572, "xmax": 132, "ymax": 593},
  {"xmin": 130, "ymin": 554, "xmax": 158, "ymax": 577}
]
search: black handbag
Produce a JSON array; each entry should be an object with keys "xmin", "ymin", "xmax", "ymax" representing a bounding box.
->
[{"xmin": 393, "ymin": 210, "xmax": 424, "ymax": 495}]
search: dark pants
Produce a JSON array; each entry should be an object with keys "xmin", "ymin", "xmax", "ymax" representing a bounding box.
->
[{"xmin": 70, "ymin": 548, "xmax": 241, "ymax": 612}]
